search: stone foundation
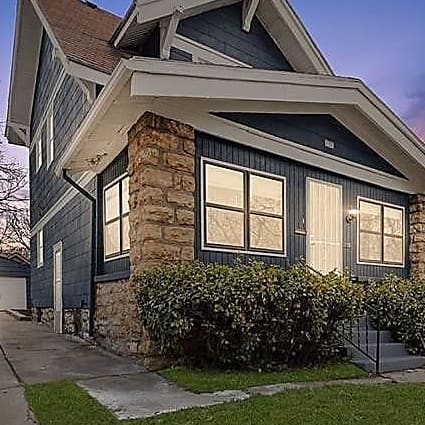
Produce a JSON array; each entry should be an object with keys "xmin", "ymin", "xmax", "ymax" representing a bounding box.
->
[
  {"xmin": 410, "ymin": 194, "xmax": 425, "ymax": 278},
  {"xmin": 31, "ymin": 307, "xmax": 90, "ymax": 339},
  {"xmin": 94, "ymin": 279, "xmax": 165, "ymax": 369}
]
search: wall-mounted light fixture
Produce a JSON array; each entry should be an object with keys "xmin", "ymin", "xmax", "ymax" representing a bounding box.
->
[{"xmin": 346, "ymin": 208, "xmax": 360, "ymax": 224}]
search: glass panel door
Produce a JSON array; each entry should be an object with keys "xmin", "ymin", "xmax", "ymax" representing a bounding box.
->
[{"xmin": 307, "ymin": 179, "xmax": 343, "ymax": 274}]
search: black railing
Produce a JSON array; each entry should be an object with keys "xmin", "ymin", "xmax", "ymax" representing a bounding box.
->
[
  {"xmin": 298, "ymin": 259, "xmax": 381, "ymax": 374},
  {"xmin": 337, "ymin": 304, "xmax": 381, "ymax": 374}
]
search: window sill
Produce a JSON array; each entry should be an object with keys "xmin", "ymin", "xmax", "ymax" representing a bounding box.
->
[{"xmin": 94, "ymin": 270, "xmax": 130, "ymax": 283}]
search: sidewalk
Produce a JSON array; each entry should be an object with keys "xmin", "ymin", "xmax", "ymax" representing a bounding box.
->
[{"xmin": 0, "ymin": 350, "xmax": 36, "ymax": 424}]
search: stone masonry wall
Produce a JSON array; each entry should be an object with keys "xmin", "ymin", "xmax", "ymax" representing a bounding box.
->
[
  {"xmin": 410, "ymin": 194, "xmax": 425, "ymax": 278},
  {"xmin": 128, "ymin": 111, "xmax": 196, "ymax": 275},
  {"xmin": 93, "ymin": 112, "xmax": 196, "ymax": 368},
  {"xmin": 32, "ymin": 307, "xmax": 90, "ymax": 339}
]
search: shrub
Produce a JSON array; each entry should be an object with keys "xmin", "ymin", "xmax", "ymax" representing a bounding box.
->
[
  {"xmin": 367, "ymin": 275, "xmax": 425, "ymax": 354},
  {"xmin": 134, "ymin": 262, "xmax": 362, "ymax": 369}
]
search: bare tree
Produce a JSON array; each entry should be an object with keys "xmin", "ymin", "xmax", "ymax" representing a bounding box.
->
[{"xmin": 0, "ymin": 144, "xmax": 29, "ymax": 256}]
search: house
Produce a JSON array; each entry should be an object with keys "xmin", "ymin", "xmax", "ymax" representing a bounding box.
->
[
  {"xmin": 6, "ymin": 0, "xmax": 425, "ymax": 358},
  {"xmin": 0, "ymin": 254, "xmax": 30, "ymax": 310}
]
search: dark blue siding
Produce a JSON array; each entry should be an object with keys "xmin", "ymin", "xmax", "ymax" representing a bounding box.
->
[
  {"xmin": 216, "ymin": 113, "xmax": 404, "ymax": 177},
  {"xmin": 0, "ymin": 257, "xmax": 29, "ymax": 278},
  {"xmin": 170, "ymin": 47, "xmax": 193, "ymax": 62},
  {"xmin": 30, "ymin": 32, "xmax": 93, "ymax": 309},
  {"xmin": 178, "ymin": 2, "xmax": 293, "ymax": 70},
  {"xmin": 30, "ymin": 179, "xmax": 95, "ymax": 308},
  {"xmin": 31, "ymin": 32, "xmax": 63, "ymax": 138},
  {"xmin": 196, "ymin": 132, "xmax": 409, "ymax": 280}
]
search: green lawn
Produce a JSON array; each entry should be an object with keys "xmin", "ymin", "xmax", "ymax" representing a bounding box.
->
[
  {"xmin": 26, "ymin": 381, "xmax": 425, "ymax": 425},
  {"xmin": 159, "ymin": 362, "xmax": 367, "ymax": 393}
]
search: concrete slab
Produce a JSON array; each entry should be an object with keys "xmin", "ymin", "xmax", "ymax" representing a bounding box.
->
[
  {"xmin": 79, "ymin": 373, "xmax": 221, "ymax": 420},
  {"xmin": 0, "ymin": 355, "xmax": 19, "ymax": 390},
  {"xmin": 0, "ymin": 313, "xmax": 143, "ymax": 385},
  {"xmin": 0, "ymin": 387, "xmax": 37, "ymax": 425},
  {"xmin": 383, "ymin": 368, "xmax": 425, "ymax": 383}
]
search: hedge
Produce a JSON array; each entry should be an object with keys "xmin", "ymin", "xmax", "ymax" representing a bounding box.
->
[
  {"xmin": 134, "ymin": 262, "xmax": 363, "ymax": 369},
  {"xmin": 367, "ymin": 276, "xmax": 425, "ymax": 354}
]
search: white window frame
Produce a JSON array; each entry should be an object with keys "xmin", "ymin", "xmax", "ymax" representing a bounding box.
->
[
  {"xmin": 46, "ymin": 105, "xmax": 54, "ymax": 167},
  {"xmin": 103, "ymin": 174, "xmax": 130, "ymax": 262},
  {"xmin": 357, "ymin": 196, "xmax": 406, "ymax": 268},
  {"xmin": 200, "ymin": 157, "xmax": 287, "ymax": 257},
  {"xmin": 36, "ymin": 136, "xmax": 43, "ymax": 172},
  {"xmin": 37, "ymin": 229, "xmax": 44, "ymax": 268}
]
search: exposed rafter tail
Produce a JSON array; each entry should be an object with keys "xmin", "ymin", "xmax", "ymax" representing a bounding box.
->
[{"xmin": 242, "ymin": 0, "xmax": 260, "ymax": 32}]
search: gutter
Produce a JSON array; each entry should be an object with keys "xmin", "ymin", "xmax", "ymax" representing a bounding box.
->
[{"xmin": 62, "ymin": 169, "xmax": 97, "ymax": 338}]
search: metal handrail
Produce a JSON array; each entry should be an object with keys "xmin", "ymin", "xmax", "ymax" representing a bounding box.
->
[
  {"xmin": 298, "ymin": 260, "xmax": 381, "ymax": 374},
  {"xmin": 337, "ymin": 305, "xmax": 381, "ymax": 374}
]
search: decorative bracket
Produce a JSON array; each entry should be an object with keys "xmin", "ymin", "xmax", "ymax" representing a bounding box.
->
[
  {"xmin": 242, "ymin": 0, "xmax": 260, "ymax": 32},
  {"xmin": 160, "ymin": 7, "xmax": 184, "ymax": 60}
]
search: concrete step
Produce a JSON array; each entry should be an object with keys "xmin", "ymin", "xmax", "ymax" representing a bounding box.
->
[
  {"xmin": 346, "ymin": 342, "xmax": 408, "ymax": 360},
  {"xmin": 345, "ymin": 330, "xmax": 392, "ymax": 344},
  {"xmin": 353, "ymin": 355, "xmax": 425, "ymax": 373}
]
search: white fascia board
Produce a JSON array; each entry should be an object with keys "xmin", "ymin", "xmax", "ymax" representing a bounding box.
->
[
  {"xmin": 267, "ymin": 0, "xmax": 333, "ymax": 75},
  {"xmin": 153, "ymin": 102, "xmax": 416, "ymax": 193},
  {"xmin": 113, "ymin": 6, "xmax": 139, "ymax": 48},
  {"xmin": 67, "ymin": 61, "xmax": 110, "ymax": 85},
  {"xmin": 128, "ymin": 59, "xmax": 425, "ymax": 163},
  {"xmin": 55, "ymin": 60, "xmax": 132, "ymax": 175}
]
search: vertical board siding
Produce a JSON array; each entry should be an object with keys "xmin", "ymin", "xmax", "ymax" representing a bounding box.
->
[
  {"xmin": 31, "ymin": 178, "xmax": 96, "ymax": 308},
  {"xmin": 177, "ymin": 2, "xmax": 293, "ymax": 71},
  {"xmin": 216, "ymin": 113, "xmax": 404, "ymax": 177},
  {"xmin": 196, "ymin": 132, "xmax": 409, "ymax": 280}
]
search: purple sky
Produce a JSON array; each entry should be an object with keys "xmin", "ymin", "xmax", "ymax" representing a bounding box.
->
[{"xmin": 1, "ymin": 0, "xmax": 425, "ymax": 167}]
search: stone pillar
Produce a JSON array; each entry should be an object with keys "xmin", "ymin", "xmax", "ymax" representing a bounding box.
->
[
  {"xmin": 409, "ymin": 194, "xmax": 425, "ymax": 279},
  {"xmin": 128, "ymin": 112, "xmax": 196, "ymax": 275}
]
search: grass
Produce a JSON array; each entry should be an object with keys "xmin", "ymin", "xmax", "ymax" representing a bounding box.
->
[
  {"xmin": 26, "ymin": 380, "xmax": 425, "ymax": 425},
  {"xmin": 159, "ymin": 362, "xmax": 367, "ymax": 393}
]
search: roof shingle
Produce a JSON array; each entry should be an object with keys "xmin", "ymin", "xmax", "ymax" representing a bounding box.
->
[{"xmin": 36, "ymin": 0, "xmax": 126, "ymax": 74}]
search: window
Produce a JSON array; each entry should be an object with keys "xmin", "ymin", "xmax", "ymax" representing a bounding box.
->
[
  {"xmin": 104, "ymin": 175, "xmax": 129, "ymax": 260},
  {"xmin": 358, "ymin": 199, "xmax": 404, "ymax": 266},
  {"xmin": 46, "ymin": 106, "xmax": 54, "ymax": 166},
  {"xmin": 37, "ymin": 229, "xmax": 44, "ymax": 267},
  {"xmin": 203, "ymin": 160, "xmax": 285, "ymax": 255},
  {"xmin": 36, "ymin": 136, "xmax": 43, "ymax": 171}
]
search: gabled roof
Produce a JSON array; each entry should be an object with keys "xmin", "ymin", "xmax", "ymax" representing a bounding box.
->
[
  {"xmin": 35, "ymin": 0, "xmax": 124, "ymax": 74},
  {"xmin": 6, "ymin": 0, "xmax": 128, "ymax": 147},
  {"xmin": 110, "ymin": 0, "xmax": 333, "ymax": 75}
]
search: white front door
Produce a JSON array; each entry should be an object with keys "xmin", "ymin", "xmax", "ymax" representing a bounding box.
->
[
  {"xmin": 53, "ymin": 242, "xmax": 63, "ymax": 333},
  {"xmin": 307, "ymin": 178, "xmax": 343, "ymax": 274}
]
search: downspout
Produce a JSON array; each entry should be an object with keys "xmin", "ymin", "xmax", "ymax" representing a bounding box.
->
[{"xmin": 62, "ymin": 169, "xmax": 97, "ymax": 337}]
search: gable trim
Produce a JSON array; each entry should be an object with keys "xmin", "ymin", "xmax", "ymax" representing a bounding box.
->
[
  {"xmin": 173, "ymin": 34, "xmax": 252, "ymax": 67},
  {"xmin": 112, "ymin": 0, "xmax": 333, "ymax": 75}
]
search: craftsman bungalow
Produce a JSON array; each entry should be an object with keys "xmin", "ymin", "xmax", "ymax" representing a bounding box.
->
[{"xmin": 6, "ymin": 0, "xmax": 425, "ymax": 357}]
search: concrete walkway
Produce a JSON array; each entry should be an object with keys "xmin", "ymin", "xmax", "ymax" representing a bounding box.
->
[
  {"xmin": 0, "ymin": 313, "xmax": 239, "ymax": 420},
  {"xmin": 2, "ymin": 313, "xmax": 425, "ymax": 422}
]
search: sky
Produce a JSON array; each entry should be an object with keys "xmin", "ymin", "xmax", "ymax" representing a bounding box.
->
[{"xmin": 1, "ymin": 0, "xmax": 425, "ymax": 167}]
